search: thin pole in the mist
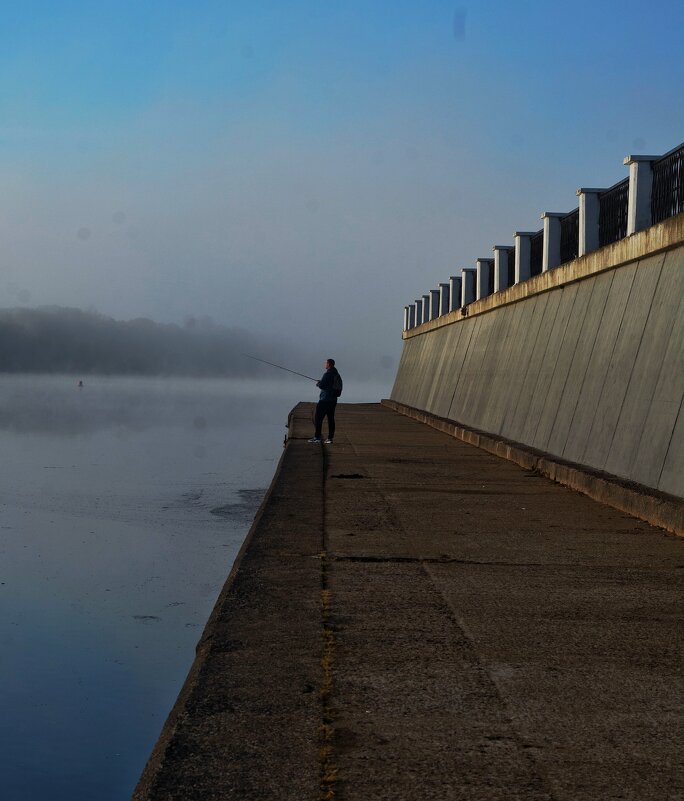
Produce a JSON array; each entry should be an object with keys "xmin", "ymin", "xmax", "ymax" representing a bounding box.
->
[{"xmin": 243, "ymin": 354, "xmax": 318, "ymax": 382}]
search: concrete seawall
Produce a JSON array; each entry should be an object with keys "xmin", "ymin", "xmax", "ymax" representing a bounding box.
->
[{"xmin": 391, "ymin": 213, "xmax": 684, "ymax": 506}]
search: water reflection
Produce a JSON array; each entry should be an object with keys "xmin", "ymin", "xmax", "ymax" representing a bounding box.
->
[{"xmin": 0, "ymin": 376, "xmax": 294, "ymax": 800}]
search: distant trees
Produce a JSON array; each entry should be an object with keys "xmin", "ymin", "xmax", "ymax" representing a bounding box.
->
[{"xmin": 0, "ymin": 306, "xmax": 266, "ymax": 376}]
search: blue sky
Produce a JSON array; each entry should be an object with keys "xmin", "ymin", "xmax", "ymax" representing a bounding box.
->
[{"xmin": 1, "ymin": 0, "xmax": 683, "ymax": 378}]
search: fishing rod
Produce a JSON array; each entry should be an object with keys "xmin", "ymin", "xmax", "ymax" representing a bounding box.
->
[{"xmin": 243, "ymin": 354, "xmax": 318, "ymax": 382}]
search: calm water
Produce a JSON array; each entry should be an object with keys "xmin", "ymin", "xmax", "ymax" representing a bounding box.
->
[{"xmin": 0, "ymin": 374, "xmax": 387, "ymax": 801}]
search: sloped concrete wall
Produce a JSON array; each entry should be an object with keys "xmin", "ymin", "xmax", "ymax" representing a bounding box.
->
[{"xmin": 391, "ymin": 221, "xmax": 684, "ymax": 498}]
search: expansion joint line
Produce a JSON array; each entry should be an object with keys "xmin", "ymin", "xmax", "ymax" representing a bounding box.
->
[
  {"xmin": 345, "ymin": 436, "xmax": 559, "ymax": 801},
  {"xmin": 318, "ymin": 445, "xmax": 338, "ymax": 800}
]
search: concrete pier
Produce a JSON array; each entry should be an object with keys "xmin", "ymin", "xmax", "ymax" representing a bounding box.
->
[{"xmin": 133, "ymin": 402, "xmax": 683, "ymax": 801}]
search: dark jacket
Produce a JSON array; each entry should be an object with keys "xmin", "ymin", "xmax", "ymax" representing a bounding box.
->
[{"xmin": 317, "ymin": 367, "xmax": 340, "ymax": 402}]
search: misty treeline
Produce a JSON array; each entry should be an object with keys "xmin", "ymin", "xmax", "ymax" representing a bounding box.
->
[{"xmin": 0, "ymin": 306, "xmax": 279, "ymax": 377}]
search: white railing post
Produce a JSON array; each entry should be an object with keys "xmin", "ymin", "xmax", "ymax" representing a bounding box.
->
[
  {"xmin": 541, "ymin": 212, "xmax": 564, "ymax": 271},
  {"xmin": 429, "ymin": 289, "xmax": 440, "ymax": 320},
  {"xmin": 577, "ymin": 188, "xmax": 602, "ymax": 256},
  {"xmin": 476, "ymin": 258, "xmax": 493, "ymax": 299},
  {"xmin": 493, "ymin": 246, "xmax": 511, "ymax": 292},
  {"xmin": 461, "ymin": 268, "xmax": 476, "ymax": 306},
  {"xmin": 415, "ymin": 298, "xmax": 423, "ymax": 326},
  {"xmin": 439, "ymin": 283, "xmax": 450, "ymax": 315},
  {"xmin": 449, "ymin": 276, "xmax": 462, "ymax": 311},
  {"xmin": 514, "ymin": 232, "xmax": 534, "ymax": 283},
  {"xmin": 625, "ymin": 154, "xmax": 658, "ymax": 234}
]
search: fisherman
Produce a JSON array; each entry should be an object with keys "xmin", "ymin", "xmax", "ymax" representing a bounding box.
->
[{"xmin": 309, "ymin": 358, "xmax": 342, "ymax": 444}]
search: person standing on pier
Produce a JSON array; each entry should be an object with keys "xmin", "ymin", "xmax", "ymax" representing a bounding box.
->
[{"xmin": 309, "ymin": 358, "xmax": 342, "ymax": 444}]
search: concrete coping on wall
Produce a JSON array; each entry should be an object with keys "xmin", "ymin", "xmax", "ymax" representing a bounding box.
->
[
  {"xmin": 540, "ymin": 211, "xmax": 567, "ymax": 218},
  {"xmin": 405, "ymin": 211, "xmax": 684, "ymax": 339},
  {"xmin": 624, "ymin": 154, "xmax": 661, "ymax": 164},
  {"xmin": 576, "ymin": 187, "xmax": 606, "ymax": 195}
]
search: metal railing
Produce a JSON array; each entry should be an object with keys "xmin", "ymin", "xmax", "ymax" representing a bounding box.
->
[
  {"xmin": 651, "ymin": 143, "xmax": 684, "ymax": 225},
  {"xmin": 507, "ymin": 247, "xmax": 516, "ymax": 285},
  {"xmin": 405, "ymin": 142, "xmax": 684, "ymax": 329},
  {"xmin": 529, "ymin": 229, "xmax": 543, "ymax": 276},
  {"xmin": 599, "ymin": 178, "xmax": 629, "ymax": 247},
  {"xmin": 560, "ymin": 208, "xmax": 579, "ymax": 265}
]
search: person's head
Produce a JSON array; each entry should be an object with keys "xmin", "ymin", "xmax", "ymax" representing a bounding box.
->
[{"xmin": 325, "ymin": 358, "xmax": 335, "ymax": 370}]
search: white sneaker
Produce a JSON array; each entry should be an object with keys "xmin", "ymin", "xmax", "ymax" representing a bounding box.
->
[
  {"xmin": 308, "ymin": 437, "xmax": 321, "ymax": 443},
  {"xmin": 324, "ymin": 439, "xmax": 333, "ymax": 444}
]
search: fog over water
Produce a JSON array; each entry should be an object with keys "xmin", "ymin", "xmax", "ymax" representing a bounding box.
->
[
  {"xmin": 0, "ymin": 373, "xmax": 388, "ymax": 801},
  {"xmin": 0, "ymin": 305, "xmax": 350, "ymax": 380}
]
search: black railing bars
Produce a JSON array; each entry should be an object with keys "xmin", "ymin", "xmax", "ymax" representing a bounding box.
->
[
  {"xmin": 529, "ymin": 229, "xmax": 543, "ymax": 276},
  {"xmin": 599, "ymin": 178, "xmax": 629, "ymax": 247},
  {"xmin": 404, "ymin": 142, "xmax": 684, "ymax": 329},
  {"xmin": 507, "ymin": 247, "xmax": 516, "ymax": 285},
  {"xmin": 560, "ymin": 208, "xmax": 579, "ymax": 265},
  {"xmin": 652, "ymin": 143, "xmax": 684, "ymax": 225}
]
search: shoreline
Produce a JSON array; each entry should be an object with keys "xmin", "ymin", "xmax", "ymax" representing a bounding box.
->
[{"xmin": 131, "ymin": 409, "xmax": 297, "ymax": 798}]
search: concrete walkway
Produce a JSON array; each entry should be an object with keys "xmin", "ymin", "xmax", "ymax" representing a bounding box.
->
[{"xmin": 133, "ymin": 402, "xmax": 683, "ymax": 801}]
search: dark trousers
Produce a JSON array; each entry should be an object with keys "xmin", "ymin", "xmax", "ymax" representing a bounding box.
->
[{"xmin": 314, "ymin": 401, "xmax": 336, "ymax": 440}]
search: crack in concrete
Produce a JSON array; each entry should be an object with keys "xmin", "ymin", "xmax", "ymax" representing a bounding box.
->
[
  {"xmin": 319, "ymin": 444, "xmax": 338, "ymax": 801},
  {"xmin": 329, "ymin": 554, "xmax": 545, "ymax": 567}
]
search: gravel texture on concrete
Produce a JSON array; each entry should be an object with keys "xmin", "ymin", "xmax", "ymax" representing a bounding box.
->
[{"xmin": 133, "ymin": 402, "xmax": 683, "ymax": 801}]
